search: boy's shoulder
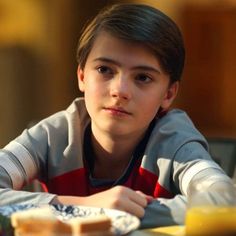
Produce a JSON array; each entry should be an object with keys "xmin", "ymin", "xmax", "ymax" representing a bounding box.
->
[
  {"xmin": 156, "ymin": 108, "xmax": 195, "ymax": 130},
  {"xmin": 29, "ymin": 97, "xmax": 88, "ymax": 132},
  {"xmin": 146, "ymin": 108, "xmax": 208, "ymax": 156},
  {"xmin": 66, "ymin": 97, "xmax": 86, "ymax": 114}
]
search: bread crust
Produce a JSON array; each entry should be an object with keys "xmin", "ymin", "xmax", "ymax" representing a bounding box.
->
[{"xmin": 11, "ymin": 207, "xmax": 113, "ymax": 236}]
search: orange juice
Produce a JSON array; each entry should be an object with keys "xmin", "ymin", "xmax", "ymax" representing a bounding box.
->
[{"xmin": 185, "ymin": 206, "xmax": 236, "ymax": 236}]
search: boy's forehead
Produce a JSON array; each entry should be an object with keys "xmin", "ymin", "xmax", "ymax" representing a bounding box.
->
[{"xmin": 88, "ymin": 31, "xmax": 161, "ymax": 67}]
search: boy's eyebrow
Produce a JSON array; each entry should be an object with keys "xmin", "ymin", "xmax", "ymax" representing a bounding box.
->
[
  {"xmin": 133, "ymin": 65, "xmax": 161, "ymax": 74},
  {"xmin": 93, "ymin": 57, "xmax": 161, "ymax": 74},
  {"xmin": 93, "ymin": 57, "xmax": 121, "ymax": 67}
]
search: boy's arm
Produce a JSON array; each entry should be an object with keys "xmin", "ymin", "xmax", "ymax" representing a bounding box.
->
[
  {"xmin": 0, "ymin": 111, "xmax": 71, "ymax": 206},
  {"xmin": 141, "ymin": 167, "xmax": 233, "ymax": 228},
  {"xmin": 142, "ymin": 194, "xmax": 187, "ymax": 228},
  {"xmin": 0, "ymin": 128, "xmax": 57, "ymax": 206},
  {"xmin": 0, "ymin": 187, "xmax": 56, "ymax": 206},
  {"xmin": 51, "ymin": 186, "xmax": 148, "ymax": 218}
]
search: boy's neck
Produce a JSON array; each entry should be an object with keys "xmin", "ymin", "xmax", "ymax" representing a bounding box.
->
[
  {"xmin": 90, "ymin": 127, "xmax": 146, "ymax": 179},
  {"xmin": 92, "ymin": 130, "xmax": 142, "ymax": 162}
]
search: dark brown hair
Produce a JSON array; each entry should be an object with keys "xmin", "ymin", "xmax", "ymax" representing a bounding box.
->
[{"xmin": 76, "ymin": 3, "xmax": 185, "ymax": 83}]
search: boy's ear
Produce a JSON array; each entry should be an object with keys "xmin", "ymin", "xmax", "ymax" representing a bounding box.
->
[
  {"xmin": 77, "ymin": 66, "xmax": 85, "ymax": 92},
  {"xmin": 161, "ymin": 81, "xmax": 179, "ymax": 109}
]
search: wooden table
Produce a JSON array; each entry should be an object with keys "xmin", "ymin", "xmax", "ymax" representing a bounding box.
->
[{"xmin": 129, "ymin": 226, "xmax": 185, "ymax": 236}]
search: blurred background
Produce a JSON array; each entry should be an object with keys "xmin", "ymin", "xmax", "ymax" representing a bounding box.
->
[{"xmin": 1, "ymin": 0, "xmax": 236, "ymax": 147}]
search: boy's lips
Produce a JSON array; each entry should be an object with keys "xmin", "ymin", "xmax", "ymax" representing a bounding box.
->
[{"xmin": 103, "ymin": 106, "xmax": 132, "ymax": 115}]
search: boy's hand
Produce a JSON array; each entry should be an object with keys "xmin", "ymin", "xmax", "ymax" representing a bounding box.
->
[
  {"xmin": 87, "ymin": 186, "xmax": 148, "ymax": 218},
  {"xmin": 135, "ymin": 190, "xmax": 154, "ymax": 204},
  {"xmin": 52, "ymin": 186, "xmax": 151, "ymax": 218}
]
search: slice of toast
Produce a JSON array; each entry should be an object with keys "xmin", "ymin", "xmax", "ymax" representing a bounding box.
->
[
  {"xmin": 11, "ymin": 206, "xmax": 112, "ymax": 236},
  {"xmin": 68, "ymin": 215, "xmax": 112, "ymax": 234}
]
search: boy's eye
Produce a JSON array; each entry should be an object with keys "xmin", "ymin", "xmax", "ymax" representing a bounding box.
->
[
  {"xmin": 97, "ymin": 66, "xmax": 113, "ymax": 75},
  {"xmin": 136, "ymin": 74, "xmax": 152, "ymax": 83}
]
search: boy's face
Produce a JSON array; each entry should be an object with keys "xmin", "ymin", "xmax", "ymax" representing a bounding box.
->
[{"xmin": 78, "ymin": 32, "xmax": 178, "ymax": 138}]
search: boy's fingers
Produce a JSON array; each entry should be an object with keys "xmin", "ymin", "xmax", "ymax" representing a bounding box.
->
[
  {"xmin": 135, "ymin": 190, "xmax": 154, "ymax": 203},
  {"xmin": 129, "ymin": 191, "xmax": 148, "ymax": 208},
  {"xmin": 122, "ymin": 199, "xmax": 146, "ymax": 218},
  {"xmin": 114, "ymin": 186, "xmax": 147, "ymax": 207}
]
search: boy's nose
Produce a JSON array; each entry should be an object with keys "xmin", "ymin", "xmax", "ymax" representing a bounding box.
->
[{"xmin": 110, "ymin": 75, "xmax": 132, "ymax": 100}]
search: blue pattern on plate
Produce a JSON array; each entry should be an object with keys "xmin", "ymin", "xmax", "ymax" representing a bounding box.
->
[
  {"xmin": 0, "ymin": 204, "xmax": 35, "ymax": 217},
  {"xmin": 0, "ymin": 204, "xmax": 140, "ymax": 235}
]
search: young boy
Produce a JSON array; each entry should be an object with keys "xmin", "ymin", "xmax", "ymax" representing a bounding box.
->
[{"xmin": 0, "ymin": 3, "xmax": 233, "ymax": 228}]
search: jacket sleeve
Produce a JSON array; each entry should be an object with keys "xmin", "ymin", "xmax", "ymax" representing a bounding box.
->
[
  {"xmin": 0, "ymin": 100, "xmax": 87, "ymax": 206},
  {"xmin": 141, "ymin": 164, "xmax": 233, "ymax": 228},
  {"xmin": 141, "ymin": 194, "xmax": 187, "ymax": 228},
  {"xmin": 140, "ymin": 110, "xmax": 235, "ymax": 228},
  {"xmin": 0, "ymin": 118, "xmax": 62, "ymax": 206},
  {"xmin": 0, "ymin": 188, "xmax": 56, "ymax": 206}
]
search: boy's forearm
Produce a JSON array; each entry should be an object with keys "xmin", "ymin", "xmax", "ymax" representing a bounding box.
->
[
  {"xmin": 52, "ymin": 186, "xmax": 147, "ymax": 219},
  {"xmin": 0, "ymin": 188, "xmax": 55, "ymax": 206},
  {"xmin": 50, "ymin": 195, "xmax": 88, "ymax": 205},
  {"xmin": 141, "ymin": 195, "xmax": 187, "ymax": 228}
]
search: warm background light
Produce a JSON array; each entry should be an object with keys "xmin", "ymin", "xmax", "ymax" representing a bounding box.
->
[{"xmin": 1, "ymin": 0, "xmax": 236, "ymax": 146}]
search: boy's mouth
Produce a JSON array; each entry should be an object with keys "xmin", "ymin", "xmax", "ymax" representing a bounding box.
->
[{"xmin": 103, "ymin": 106, "xmax": 131, "ymax": 115}]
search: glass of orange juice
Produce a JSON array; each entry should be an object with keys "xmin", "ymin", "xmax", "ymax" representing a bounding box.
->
[{"xmin": 185, "ymin": 179, "xmax": 236, "ymax": 236}]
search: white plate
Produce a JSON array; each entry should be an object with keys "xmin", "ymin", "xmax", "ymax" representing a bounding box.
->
[
  {"xmin": 0, "ymin": 204, "xmax": 140, "ymax": 235},
  {"xmin": 51, "ymin": 205, "xmax": 140, "ymax": 235}
]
